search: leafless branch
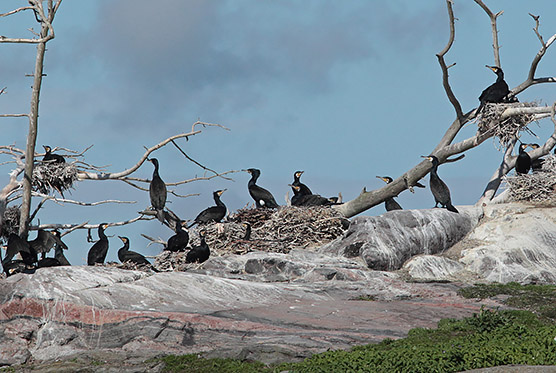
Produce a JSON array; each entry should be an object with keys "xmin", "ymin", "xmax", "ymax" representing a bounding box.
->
[
  {"xmin": 171, "ymin": 139, "xmax": 234, "ymax": 181},
  {"xmin": 33, "ymin": 215, "xmax": 147, "ymax": 231},
  {"xmin": 31, "ymin": 192, "xmax": 137, "ymax": 206},
  {"xmin": 474, "ymin": 0, "xmax": 503, "ymax": 67},
  {"xmin": 436, "ymin": 0, "xmax": 464, "ymax": 122}
]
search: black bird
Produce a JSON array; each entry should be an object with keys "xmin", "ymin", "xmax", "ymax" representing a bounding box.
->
[
  {"xmin": 186, "ymin": 231, "xmax": 210, "ymax": 264},
  {"xmin": 515, "ymin": 143, "xmax": 532, "ymax": 175},
  {"xmin": 242, "ymin": 222, "xmax": 251, "ymax": 240},
  {"xmin": 2, "ymin": 234, "xmax": 35, "ymax": 276},
  {"xmin": 148, "ymin": 158, "xmax": 167, "ymax": 223},
  {"xmin": 189, "ymin": 189, "xmax": 227, "ymax": 228},
  {"xmin": 117, "ymin": 236, "xmax": 151, "ymax": 266},
  {"xmin": 244, "ymin": 168, "xmax": 279, "ymax": 208},
  {"xmin": 4, "ymin": 233, "xmax": 31, "ymax": 264},
  {"xmin": 29, "ymin": 229, "xmax": 57, "ymax": 260},
  {"xmin": 37, "ymin": 257, "xmax": 61, "ymax": 268},
  {"xmin": 166, "ymin": 220, "xmax": 189, "ymax": 252},
  {"xmin": 376, "ymin": 176, "xmax": 403, "ymax": 211},
  {"xmin": 52, "ymin": 230, "xmax": 71, "ymax": 266},
  {"xmin": 421, "ymin": 156, "xmax": 459, "ymax": 213},
  {"xmin": 289, "ymin": 184, "xmax": 334, "ymax": 207},
  {"xmin": 528, "ymin": 143, "xmax": 544, "ymax": 172},
  {"xmin": 292, "ymin": 171, "xmax": 312, "ymax": 195},
  {"xmin": 87, "ymin": 223, "xmax": 109, "ymax": 265},
  {"xmin": 42, "ymin": 145, "xmax": 65, "ymax": 164},
  {"xmin": 477, "ymin": 65, "xmax": 511, "ymax": 114}
]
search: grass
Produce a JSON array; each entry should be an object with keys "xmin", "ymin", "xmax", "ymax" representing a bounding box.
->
[{"xmin": 160, "ymin": 283, "xmax": 556, "ymax": 373}]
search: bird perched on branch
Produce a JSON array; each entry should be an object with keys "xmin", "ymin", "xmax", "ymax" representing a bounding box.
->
[
  {"xmin": 244, "ymin": 168, "xmax": 278, "ymax": 208},
  {"xmin": 189, "ymin": 189, "xmax": 227, "ymax": 228},
  {"xmin": 148, "ymin": 158, "xmax": 167, "ymax": 223},
  {"xmin": 515, "ymin": 143, "xmax": 532, "ymax": 175},
  {"xmin": 376, "ymin": 176, "xmax": 403, "ymax": 212},
  {"xmin": 87, "ymin": 223, "xmax": 109, "ymax": 265},
  {"xmin": 117, "ymin": 236, "xmax": 151, "ymax": 266},
  {"xmin": 421, "ymin": 156, "xmax": 459, "ymax": 213},
  {"xmin": 186, "ymin": 230, "xmax": 210, "ymax": 263},
  {"xmin": 166, "ymin": 220, "xmax": 189, "ymax": 252},
  {"xmin": 477, "ymin": 65, "xmax": 513, "ymax": 115},
  {"xmin": 42, "ymin": 145, "xmax": 65, "ymax": 164}
]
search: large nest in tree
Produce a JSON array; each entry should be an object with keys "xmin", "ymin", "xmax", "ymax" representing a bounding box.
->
[
  {"xmin": 504, "ymin": 154, "xmax": 556, "ymax": 204},
  {"xmin": 153, "ymin": 206, "xmax": 350, "ymax": 272},
  {"xmin": 32, "ymin": 162, "xmax": 78, "ymax": 196},
  {"xmin": 477, "ymin": 102, "xmax": 538, "ymax": 148},
  {"xmin": 0, "ymin": 206, "xmax": 21, "ymax": 240}
]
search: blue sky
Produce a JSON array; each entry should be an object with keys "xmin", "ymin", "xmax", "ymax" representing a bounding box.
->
[{"xmin": 1, "ymin": 1, "xmax": 556, "ymax": 265}]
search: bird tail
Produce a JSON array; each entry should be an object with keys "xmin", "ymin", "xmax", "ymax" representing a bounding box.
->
[
  {"xmin": 156, "ymin": 209, "xmax": 166, "ymax": 223},
  {"xmin": 446, "ymin": 203, "xmax": 459, "ymax": 213}
]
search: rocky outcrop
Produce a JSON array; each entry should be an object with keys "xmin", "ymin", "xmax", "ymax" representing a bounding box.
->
[
  {"xmin": 320, "ymin": 206, "xmax": 483, "ymax": 271},
  {"xmin": 0, "ymin": 265, "xmax": 500, "ymax": 366},
  {"xmin": 403, "ymin": 203, "xmax": 556, "ymax": 284}
]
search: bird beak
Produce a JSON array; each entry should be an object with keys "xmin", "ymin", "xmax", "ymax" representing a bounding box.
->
[
  {"xmin": 219, "ymin": 189, "xmax": 227, "ymax": 195},
  {"xmin": 485, "ymin": 65, "xmax": 496, "ymax": 71}
]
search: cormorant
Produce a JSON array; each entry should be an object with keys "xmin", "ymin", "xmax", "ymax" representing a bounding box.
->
[
  {"xmin": 421, "ymin": 156, "xmax": 459, "ymax": 213},
  {"xmin": 242, "ymin": 222, "xmax": 251, "ymax": 240},
  {"xmin": 37, "ymin": 257, "xmax": 61, "ymax": 268},
  {"xmin": 29, "ymin": 229, "xmax": 56, "ymax": 260},
  {"xmin": 515, "ymin": 143, "xmax": 532, "ymax": 175},
  {"xmin": 166, "ymin": 220, "xmax": 189, "ymax": 252},
  {"xmin": 376, "ymin": 176, "xmax": 403, "ymax": 211},
  {"xmin": 148, "ymin": 158, "xmax": 167, "ymax": 223},
  {"xmin": 87, "ymin": 223, "xmax": 109, "ymax": 265},
  {"xmin": 189, "ymin": 189, "xmax": 227, "ymax": 227},
  {"xmin": 244, "ymin": 168, "xmax": 278, "ymax": 208},
  {"xmin": 52, "ymin": 230, "xmax": 70, "ymax": 266},
  {"xmin": 2, "ymin": 234, "xmax": 35, "ymax": 276},
  {"xmin": 186, "ymin": 231, "xmax": 210, "ymax": 263},
  {"xmin": 477, "ymin": 65, "xmax": 511, "ymax": 114},
  {"xmin": 292, "ymin": 171, "xmax": 312, "ymax": 195},
  {"xmin": 529, "ymin": 143, "xmax": 544, "ymax": 172},
  {"xmin": 117, "ymin": 236, "xmax": 151, "ymax": 266},
  {"xmin": 42, "ymin": 145, "xmax": 65, "ymax": 164},
  {"xmin": 289, "ymin": 184, "xmax": 334, "ymax": 207}
]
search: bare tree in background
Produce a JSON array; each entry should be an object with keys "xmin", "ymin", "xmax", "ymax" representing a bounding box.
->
[
  {"xmin": 0, "ymin": 2, "xmax": 233, "ymax": 239},
  {"xmin": 335, "ymin": 0, "xmax": 556, "ymax": 218}
]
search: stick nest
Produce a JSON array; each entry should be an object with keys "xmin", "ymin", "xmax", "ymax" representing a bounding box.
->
[
  {"xmin": 153, "ymin": 206, "xmax": 350, "ymax": 272},
  {"xmin": 504, "ymin": 155, "xmax": 556, "ymax": 204},
  {"xmin": 32, "ymin": 162, "xmax": 78, "ymax": 196},
  {"xmin": 477, "ymin": 102, "xmax": 538, "ymax": 148},
  {"xmin": 0, "ymin": 206, "xmax": 21, "ymax": 240}
]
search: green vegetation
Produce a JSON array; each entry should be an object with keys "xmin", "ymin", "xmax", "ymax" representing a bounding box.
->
[
  {"xmin": 458, "ymin": 282, "xmax": 556, "ymax": 323},
  {"xmin": 160, "ymin": 284, "xmax": 556, "ymax": 373}
]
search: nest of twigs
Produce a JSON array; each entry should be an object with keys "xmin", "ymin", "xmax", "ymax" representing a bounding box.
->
[
  {"xmin": 0, "ymin": 206, "xmax": 21, "ymax": 240},
  {"xmin": 504, "ymin": 154, "xmax": 556, "ymax": 203},
  {"xmin": 32, "ymin": 162, "xmax": 78, "ymax": 196},
  {"xmin": 153, "ymin": 206, "xmax": 350, "ymax": 272},
  {"xmin": 477, "ymin": 102, "xmax": 537, "ymax": 148}
]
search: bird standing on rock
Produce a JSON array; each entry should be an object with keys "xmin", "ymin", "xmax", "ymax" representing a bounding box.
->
[
  {"xmin": 148, "ymin": 158, "xmax": 167, "ymax": 223},
  {"xmin": 244, "ymin": 168, "xmax": 278, "ymax": 208},
  {"xmin": 117, "ymin": 236, "xmax": 151, "ymax": 266},
  {"xmin": 87, "ymin": 223, "xmax": 109, "ymax": 265},
  {"xmin": 421, "ymin": 156, "xmax": 459, "ymax": 213}
]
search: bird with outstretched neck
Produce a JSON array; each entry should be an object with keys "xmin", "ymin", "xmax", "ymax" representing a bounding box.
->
[
  {"xmin": 244, "ymin": 168, "xmax": 278, "ymax": 208},
  {"xmin": 189, "ymin": 189, "xmax": 227, "ymax": 228},
  {"xmin": 376, "ymin": 176, "xmax": 403, "ymax": 212},
  {"xmin": 148, "ymin": 158, "xmax": 167, "ymax": 223},
  {"xmin": 87, "ymin": 223, "xmax": 109, "ymax": 265},
  {"xmin": 421, "ymin": 156, "xmax": 459, "ymax": 213}
]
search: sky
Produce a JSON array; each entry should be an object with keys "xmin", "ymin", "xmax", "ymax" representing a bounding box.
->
[{"xmin": 1, "ymin": 1, "xmax": 556, "ymax": 265}]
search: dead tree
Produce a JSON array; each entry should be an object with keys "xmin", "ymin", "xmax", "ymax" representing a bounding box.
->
[{"xmin": 335, "ymin": 0, "xmax": 556, "ymax": 218}]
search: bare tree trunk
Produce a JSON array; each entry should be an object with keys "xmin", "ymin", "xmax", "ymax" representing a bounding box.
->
[{"xmin": 18, "ymin": 24, "xmax": 49, "ymax": 238}]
